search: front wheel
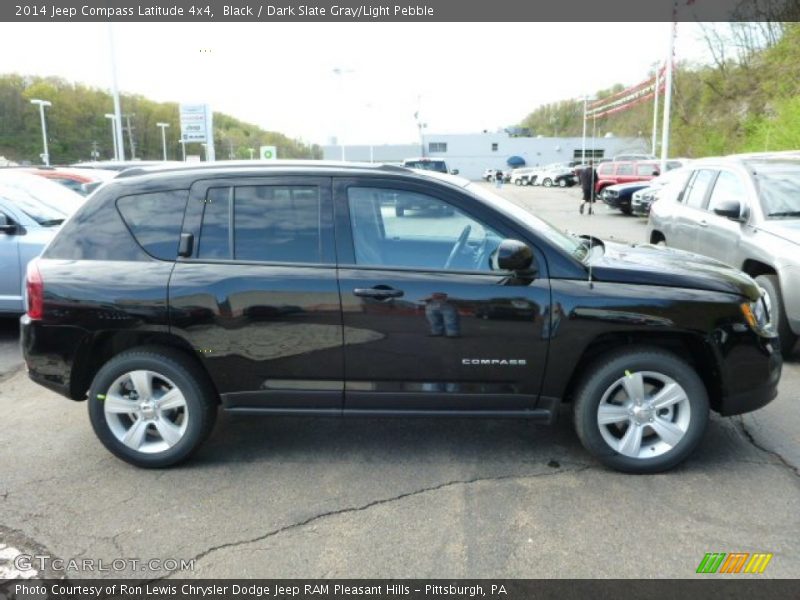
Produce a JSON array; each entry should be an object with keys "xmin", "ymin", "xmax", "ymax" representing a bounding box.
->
[
  {"xmin": 542, "ymin": 178, "xmax": 553, "ymax": 187},
  {"xmin": 558, "ymin": 179, "xmax": 567, "ymax": 188},
  {"xmin": 88, "ymin": 347, "xmax": 218, "ymax": 468},
  {"xmin": 573, "ymin": 348, "xmax": 709, "ymax": 473},
  {"xmin": 755, "ymin": 274, "xmax": 797, "ymax": 357}
]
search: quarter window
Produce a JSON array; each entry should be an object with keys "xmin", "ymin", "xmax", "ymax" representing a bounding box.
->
[{"xmin": 116, "ymin": 190, "xmax": 189, "ymax": 260}]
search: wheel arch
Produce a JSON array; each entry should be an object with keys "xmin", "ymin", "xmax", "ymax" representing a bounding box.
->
[
  {"xmin": 558, "ymin": 331, "xmax": 723, "ymax": 412},
  {"xmin": 70, "ymin": 331, "xmax": 218, "ymax": 402},
  {"xmin": 740, "ymin": 259, "xmax": 776, "ymax": 279}
]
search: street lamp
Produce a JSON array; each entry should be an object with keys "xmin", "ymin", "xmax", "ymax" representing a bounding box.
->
[
  {"xmin": 30, "ymin": 99, "xmax": 51, "ymax": 165},
  {"xmin": 156, "ymin": 122, "xmax": 170, "ymax": 161},
  {"xmin": 332, "ymin": 67, "xmax": 354, "ymax": 160},
  {"xmin": 104, "ymin": 113, "xmax": 119, "ymax": 160}
]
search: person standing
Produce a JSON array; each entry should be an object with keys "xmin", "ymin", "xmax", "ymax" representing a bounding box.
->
[
  {"xmin": 579, "ymin": 161, "xmax": 598, "ymax": 214},
  {"xmin": 495, "ymin": 169, "xmax": 504, "ymax": 189}
]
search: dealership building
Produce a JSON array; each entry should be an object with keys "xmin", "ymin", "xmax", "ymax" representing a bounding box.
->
[{"xmin": 322, "ymin": 131, "xmax": 650, "ymax": 180}]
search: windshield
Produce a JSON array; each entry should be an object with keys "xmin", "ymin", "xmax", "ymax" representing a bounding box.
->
[
  {"xmin": 466, "ymin": 182, "xmax": 589, "ymax": 262},
  {"xmin": 405, "ymin": 160, "xmax": 447, "ymax": 173},
  {"xmin": 752, "ymin": 161, "xmax": 800, "ymax": 218},
  {"xmin": 0, "ymin": 175, "xmax": 82, "ymax": 225}
]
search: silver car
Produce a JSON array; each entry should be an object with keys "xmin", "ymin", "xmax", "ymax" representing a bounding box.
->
[
  {"xmin": 0, "ymin": 173, "xmax": 82, "ymax": 314},
  {"xmin": 647, "ymin": 154, "xmax": 800, "ymax": 355}
]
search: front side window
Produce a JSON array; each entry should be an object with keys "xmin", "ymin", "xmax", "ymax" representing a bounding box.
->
[
  {"xmin": 636, "ymin": 163, "xmax": 658, "ymax": 177},
  {"xmin": 707, "ymin": 171, "xmax": 747, "ymax": 214},
  {"xmin": 347, "ymin": 187, "xmax": 503, "ymax": 272},
  {"xmin": 682, "ymin": 169, "xmax": 716, "ymax": 209}
]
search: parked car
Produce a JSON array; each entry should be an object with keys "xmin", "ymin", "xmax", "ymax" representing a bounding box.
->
[
  {"xmin": 631, "ymin": 168, "xmax": 692, "ymax": 217},
  {"xmin": 482, "ymin": 168, "xmax": 499, "ymax": 181},
  {"xmin": 0, "ymin": 173, "xmax": 82, "ymax": 314},
  {"xmin": 601, "ymin": 182, "xmax": 652, "ymax": 215},
  {"xmin": 594, "ymin": 160, "xmax": 664, "ymax": 195},
  {"xmin": 532, "ymin": 165, "xmax": 576, "ymax": 188},
  {"xmin": 402, "ymin": 157, "xmax": 458, "ymax": 175},
  {"xmin": 647, "ymin": 154, "xmax": 800, "ymax": 355},
  {"xmin": 511, "ymin": 168, "xmax": 535, "ymax": 185},
  {"xmin": 19, "ymin": 166, "xmax": 116, "ymax": 196},
  {"xmin": 21, "ymin": 161, "xmax": 781, "ymax": 473}
]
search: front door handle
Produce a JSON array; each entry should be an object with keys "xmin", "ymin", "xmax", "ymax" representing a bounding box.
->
[{"xmin": 353, "ymin": 286, "xmax": 404, "ymax": 300}]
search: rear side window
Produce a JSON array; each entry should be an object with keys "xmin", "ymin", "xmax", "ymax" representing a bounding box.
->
[
  {"xmin": 616, "ymin": 163, "xmax": 634, "ymax": 176},
  {"xmin": 597, "ymin": 163, "xmax": 613, "ymax": 176},
  {"xmin": 117, "ymin": 190, "xmax": 189, "ymax": 260},
  {"xmin": 196, "ymin": 185, "xmax": 322, "ymax": 264}
]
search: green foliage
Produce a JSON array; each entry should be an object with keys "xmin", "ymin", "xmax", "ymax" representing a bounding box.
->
[
  {"xmin": 0, "ymin": 74, "xmax": 321, "ymax": 164},
  {"xmin": 516, "ymin": 23, "xmax": 800, "ymax": 158}
]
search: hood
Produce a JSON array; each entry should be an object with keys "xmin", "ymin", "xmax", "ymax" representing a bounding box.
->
[
  {"xmin": 589, "ymin": 241, "xmax": 760, "ymax": 300},
  {"xmin": 606, "ymin": 181, "xmax": 650, "ymax": 193},
  {"xmin": 755, "ymin": 219, "xmax": 800, "ymax": 247}
]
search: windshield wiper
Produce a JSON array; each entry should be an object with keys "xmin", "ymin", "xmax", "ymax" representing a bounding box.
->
[
  {"xmin": 39, "ymin": 219, "xmax": 65, "ymax": 226},
  {"xmin": 768, "ymin": 211, "xmax": 800, "ymax": 217}
]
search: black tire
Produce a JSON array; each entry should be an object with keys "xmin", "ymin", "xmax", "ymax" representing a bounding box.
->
[
  {"xmin": 621, "ymin": 206, "xmax": 632, "ymax": 215},
  {"xmin": 755, "ymin": 274, "xmax": 797, "ymax": 357},
  {"xmin": 573, "ymin": 347, "xmax": 709, "ymax": 474},
  {"xmin": 558, "ymin": 179, "xmax": 567, "ymax": 188},
  {"xmin": 542, "ymin": 178, "xmax": 553, "ymax": 187},
  {"xmin": 395, "ymin": 205, "xmax": 405, "ymax": 217},
  {"xmin": 88, "ymin": 346, "xmax": 218, "ymax": 468}
]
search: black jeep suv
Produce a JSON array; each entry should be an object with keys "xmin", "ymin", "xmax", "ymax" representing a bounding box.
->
[{"xmin": 21, "ymin": 162, "xmax": 782, "ymax": 472}]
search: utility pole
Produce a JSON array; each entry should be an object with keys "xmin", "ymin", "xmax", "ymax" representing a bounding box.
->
[
  {"xmin": 660, "ymin": 21, "xmax": 676, "ymax": 173},
  {"xmin": 107, "ymin": 23, "xmax": 125, "ymax": 161},
  {"xmin": 91, "ymin": 141, "xmax": 100, "ymax": 161},
  {"xmin": 105, "ymin": 113, "xmax": 119, "ymax": 160},
  {"xmin": 123, "ymin": 114, "xmax": 136, "ymax": 159}
]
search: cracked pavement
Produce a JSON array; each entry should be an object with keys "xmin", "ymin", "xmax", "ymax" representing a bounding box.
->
[{"xmin": 1, "ymin": 184, "xmax": 798, "ymax": 579}]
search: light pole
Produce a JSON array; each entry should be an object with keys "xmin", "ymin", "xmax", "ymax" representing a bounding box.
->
[
  {"xmin": 107, "ymin": 24, "xmax": 125, "ymax": 160},
  {"xmin": 30, "ymin": 99, "xmax": 51, "ymax": 165},
  {"xmin": 179, "ymin": 139, "xmax": 186, "ymax": 162},
  {"xmin": 104, "ymin": 113, "xmax": 119, "ymax": 160},
  {"xmin": 156, "ymin": 122, "xmax": 170, "ymax": 161},
  {"xmin": 332, "ymin": 67, "xmax": 354, "ymax": 160},
  {"xmin": 248, "ymin": 148, "xmax": 255, "ymax": 160}
]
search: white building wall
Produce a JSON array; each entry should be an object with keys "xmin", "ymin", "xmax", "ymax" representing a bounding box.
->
[{"xmin": 323, "ymin": 133, "xmax": 650, "ymax": 180}]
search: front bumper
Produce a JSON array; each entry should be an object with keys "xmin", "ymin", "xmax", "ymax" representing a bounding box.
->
[{"xmin": 716, "ymin": 331, "xmax": 782, "ymax": 416}]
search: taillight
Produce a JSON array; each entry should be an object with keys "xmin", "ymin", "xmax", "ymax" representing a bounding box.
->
[{"xmin": 26, "ymin": 259, "xmax": 43, "ymax": 320}]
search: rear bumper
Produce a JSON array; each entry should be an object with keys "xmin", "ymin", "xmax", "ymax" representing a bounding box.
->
[{"xmin": 20, "ymin": 315, "xmax": 84, "ymax": 400}]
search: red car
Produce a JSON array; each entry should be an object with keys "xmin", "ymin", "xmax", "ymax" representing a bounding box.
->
[{"xmin": 594, "ymin": 160, "xmax": 661, "ymax": 194}]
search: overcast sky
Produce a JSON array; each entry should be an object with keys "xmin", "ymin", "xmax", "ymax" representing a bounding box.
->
[{"xmin": 1, "ymin": 22, "xmax": 711, "ymax": 145}]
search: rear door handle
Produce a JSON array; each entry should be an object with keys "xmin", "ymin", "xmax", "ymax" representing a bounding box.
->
[{"xmin": 353, "ymin": 287, "xmax": 404, "ymax": 299}]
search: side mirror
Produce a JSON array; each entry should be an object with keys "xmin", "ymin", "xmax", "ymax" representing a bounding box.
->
[
  {"xmin": 713, "ymin": 200, "xmax": 744, "ymax": 221},
  {"xmin": 652, "ymin": 170, "xmax": 660, "ymax": 176},
  {"xmin": 0, "ymin": 213, "xmax": 18, "ymax": 234},
  {"xmin": 492, "ymin": 239, "xmax": 534, "ymax": 273},
  {"xmin": 450, "ymin": 169, "xmax": 459, "ymax": 175}
]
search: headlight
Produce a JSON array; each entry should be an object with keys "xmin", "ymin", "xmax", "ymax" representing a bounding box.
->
[{"xmin": 740, "ymin": 296, "xmax": 770, "ymax": 332}]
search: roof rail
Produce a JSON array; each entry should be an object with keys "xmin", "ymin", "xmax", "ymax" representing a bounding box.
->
[{"xmin": 115, "ymin": 160, "xmax": 414, "ymax": 179}]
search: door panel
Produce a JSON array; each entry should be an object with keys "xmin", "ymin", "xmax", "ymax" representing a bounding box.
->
[
  {"xmin": 335, "ymin": 179, "xmax": 551, "ymax": 412},
  {"xmin": 169, "ymin": 176, "xmax": 343, "ymax": 411},
  {"xmin": 697, "ymin": 170, "xmax": 748, "ymax": 265}
]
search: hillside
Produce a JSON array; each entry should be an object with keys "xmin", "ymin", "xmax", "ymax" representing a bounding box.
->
[
  {"xmin": 517, "ymin": 23, "xmax": 800, "ymax": 157},
  {"xmin": 0, "ymin": 74, "xmax": 321, "ymax": 164}
]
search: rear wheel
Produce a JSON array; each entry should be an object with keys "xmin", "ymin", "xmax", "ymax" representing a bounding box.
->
[
  {"xmin": 88, "ymin": 347, "xmax": 217, "ymax": 468},
  {"xmin": 573, "ymin": 347, "xmax": 709, "ymax": 473},
  {"xmin": 542, "ymin": 178, "xmax": 553, "ymax": 187},
  {"xmin": 755, "ymin": 274, "xmax": 797, "ymax": 357}
]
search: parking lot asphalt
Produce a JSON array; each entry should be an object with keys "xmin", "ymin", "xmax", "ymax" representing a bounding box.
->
[{"xmin": 0, "ymin": 182, "xmax": 798, "ymax": 579}]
